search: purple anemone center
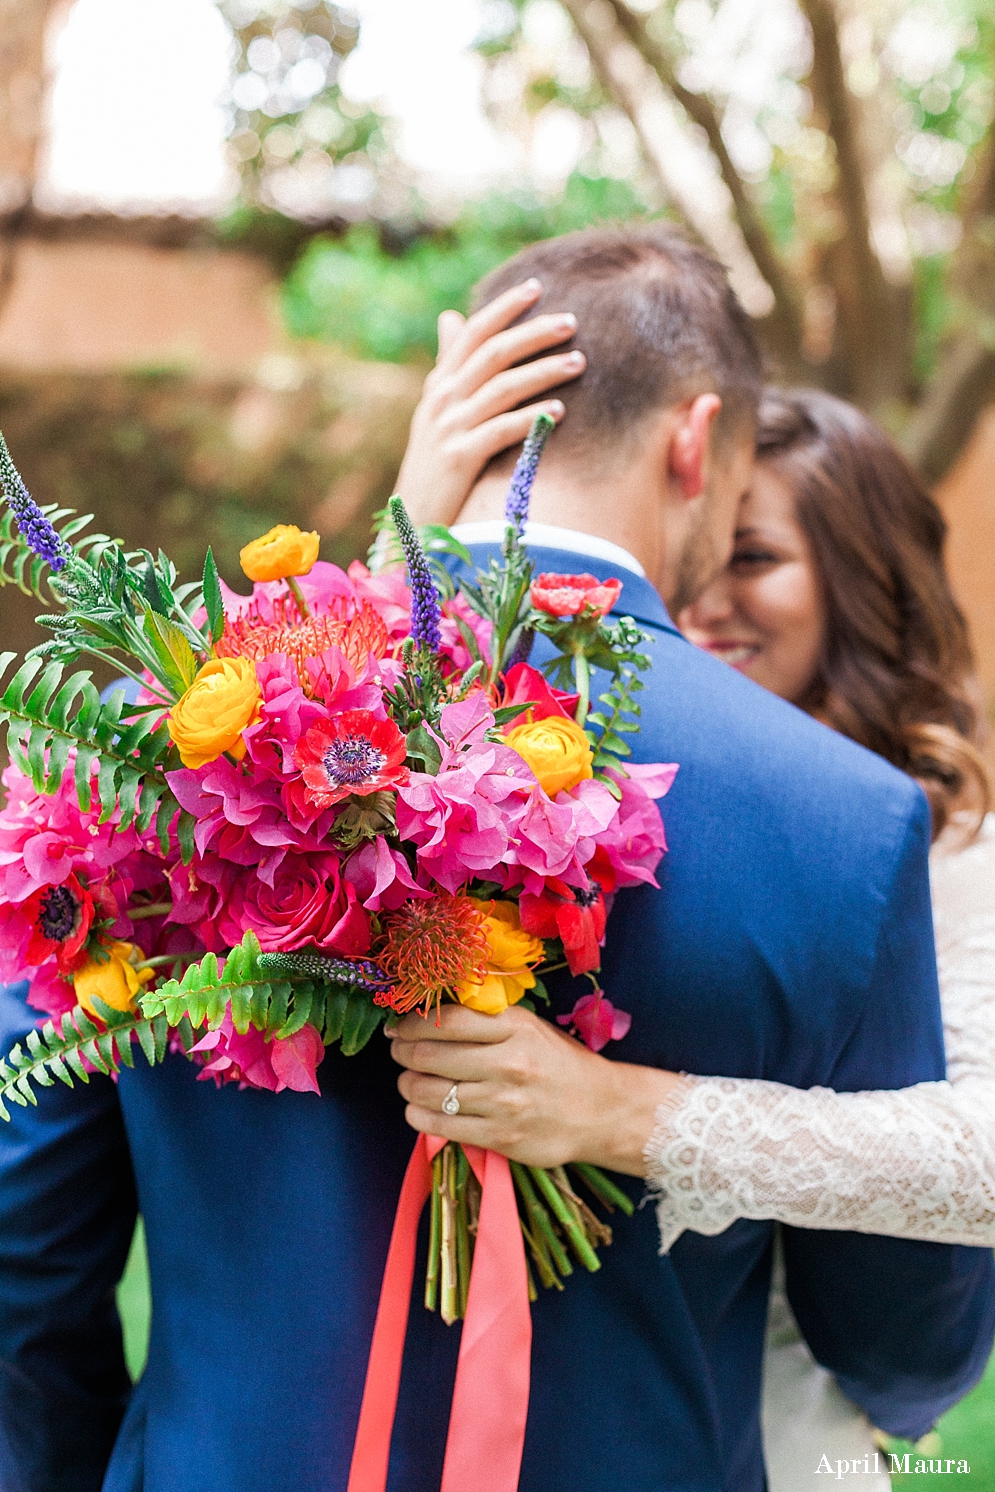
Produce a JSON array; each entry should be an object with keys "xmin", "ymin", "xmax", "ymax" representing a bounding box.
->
[
  {"xmin": 38, "ymin": 883, "xmax": 79, "ymax": 941},
  {"xmin": 322, "ymin": 735, "xmax": 386, "ymax": 788},
  {"xmin": 574, "ymin": 880, "xmax": 601, "ymax": 908}
]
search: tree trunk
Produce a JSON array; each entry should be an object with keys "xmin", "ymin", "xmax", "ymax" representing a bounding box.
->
[{"xmin": 0, "ymin": 0, "xmax": 60, "ymax": 315}]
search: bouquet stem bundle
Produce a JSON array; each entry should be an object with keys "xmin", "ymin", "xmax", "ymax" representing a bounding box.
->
[{"xmin": 425, "ymin": 1141, "xmax": 634, "ymax": 1322}]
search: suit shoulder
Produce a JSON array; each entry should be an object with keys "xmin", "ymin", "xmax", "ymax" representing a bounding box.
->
[{"xmin": 641, "ymin": 626, "xmax": 927, "ymax": 838}]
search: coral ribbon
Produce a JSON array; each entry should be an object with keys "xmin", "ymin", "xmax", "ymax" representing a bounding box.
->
[{"xmin": 346, "ymin": 1134, "xmax": 532, "ymax": 1492}]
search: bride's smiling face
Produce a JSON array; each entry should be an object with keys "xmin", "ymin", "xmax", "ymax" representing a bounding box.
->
[{"xmin": 677, "ymin": 462, "xmax": 827, "ymax": 706}]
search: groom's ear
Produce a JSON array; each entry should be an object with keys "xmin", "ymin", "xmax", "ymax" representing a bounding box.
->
[{"xmin": 668, "ymin": 394, "xmax": 723, "ymax": 499}]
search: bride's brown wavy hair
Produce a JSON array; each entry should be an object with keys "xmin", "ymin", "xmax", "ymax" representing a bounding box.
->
[{"xmin": 757, "ymin": 388, "xmax": 990, "ymax": 840}]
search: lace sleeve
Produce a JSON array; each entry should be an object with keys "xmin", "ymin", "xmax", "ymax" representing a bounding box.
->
[{"xmin": 645, "ymin": 819, "xmax": 995, "ymax": 1254}]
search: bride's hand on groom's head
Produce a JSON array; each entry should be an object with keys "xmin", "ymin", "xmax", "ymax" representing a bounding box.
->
[
  {"xmin": 394, "ymin": 278, "xmax": 586, "ymax": 528},
  {"xmin": 387, "ymin": 1002, "xmax": 684, "ymax": 1177}
]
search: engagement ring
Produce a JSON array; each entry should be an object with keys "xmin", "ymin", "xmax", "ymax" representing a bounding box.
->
[{"xmin": 441, "ymin": 1084, "xmax": 460, "ymax": 1116}]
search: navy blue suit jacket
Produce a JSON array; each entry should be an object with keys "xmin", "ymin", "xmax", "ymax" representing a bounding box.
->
[{"xmin": 1, "ymin": 545, "xmax": 993, "ymax": 1492}]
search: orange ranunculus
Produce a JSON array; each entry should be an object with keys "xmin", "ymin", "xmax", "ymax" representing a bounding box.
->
[
  {"xmin": 74, "ymin": 941, "xmax": 154, "ymax": 1018},
  {"xmin": 455, "ymin": 900, "xmax": 545, "ymax": 1015},
  {"xmin": 504, "ymin": 714, "xmax": 594, "ymax": 797},
  {"xmin": 239, "ymin": 524, "xmax": 320, "ymax": 583},
  {"xmin": 167, "ymin": 657, "xmax": 262, "ymax": 769}
]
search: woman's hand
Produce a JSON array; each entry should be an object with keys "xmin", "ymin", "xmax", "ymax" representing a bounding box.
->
[
  {"xmin": 394, "ymin": 278, "xmax": 586, "ymax": 528},
  {"xmin": 388, "ymin": 1003, "xmax": 686, "ymax": 1175}
]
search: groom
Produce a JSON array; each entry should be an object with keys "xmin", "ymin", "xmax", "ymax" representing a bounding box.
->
[{"xmin": 0, "ymin": 224, "xmax": 992, "ymax": 1492}]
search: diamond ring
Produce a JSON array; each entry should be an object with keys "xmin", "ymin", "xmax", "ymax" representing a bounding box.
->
[{"xmin": 441, "ymin": 1083, "xmax": 460, "ymax": 1116}]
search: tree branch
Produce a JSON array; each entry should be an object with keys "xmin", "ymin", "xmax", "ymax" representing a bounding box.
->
[
  {"xmin": 797, "ymin": 0, "xmax": 897, "ymax": 403},
  {"xmin": 903, "ymin": 333, "xmax": 995, "ymax": 484},
  {"xmin": 602, "ymin": 0, "xmax": 803, "ymax": 361},
  {"xmin": 903, "ymin": 130, "xmax": 995, "ymax": 482}
]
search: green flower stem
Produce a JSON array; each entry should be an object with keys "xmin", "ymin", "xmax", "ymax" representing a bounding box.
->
[
  {"xmin": 518, "ymin": 1216, "xmax": 561, "ymax": 1292},
  {"xmin": 529, "ymin": 1164, "xmax": 601, "ymax": 1272},
  {"xmin": 572, "ymin": 647, "xmax": 591, "ymax": 726},
  {"xmin": 440, "ymin": 1142, "xmax": 460, "ymax": 1325},
  {"xmin": 570, "ymin": 1162, "xmax": 636, "ymax": 1217},
  {"xmin": 425, "ymin": 1150, "xmax": 443, "ymax": 1311},
  {"xmin": 75, "ymin": 648, "xmax": 173, "ymax": 706},
  {"xmin": 455, "ymin": 1145, "xmax": 472, "ymax": 1320},
  {"xmin": 510, "ymin": 1161, "xmax": 572, "ymax": 1277},
  {"xmin": 522, "ymin": 1249, "xmax": 539, "ymax": 1304},
  {"xmin": 138, "ymin": 953, "xmax": 195, "ymax": 969},
  {"xmin": 127, "ymin": 902, "xmax": 173, "ymax": 921},
  {"xmin": 286, "ymin": 576, "xmax": 310, "ymax": 619}
]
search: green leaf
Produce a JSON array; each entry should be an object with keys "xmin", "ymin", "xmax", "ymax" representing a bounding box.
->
[
  {"xmin": 142, "ymin": 557, "xmax": 171, "ymax": 616},
  {"xmin": 143, "ymin": 608, "xmax": 197, "ymax": 695},
  {"xmin": 202, "ymin": 546, "xmax": 225, "ymax": 644},
  {"xmin": 321, "ymin": 988, "xmax": 348, "ymax": 1044},
  {"xmin": 420, "ymin": 524, "xmax": 474, "ymax": 567},
  {"xmin": 135, "ymin": 1020, "xmax": 156, "ymax": 1067},
  {"xmin": 341, "ymin": 992, "xmax": 385, "ymax": 1055},
  {"xmin": 405, "ymin": 723, "xmax": 442, "ymax": 773},
  {"xmin": 177, "ymin": 809, "xmax": 196, "ymax": 865}
]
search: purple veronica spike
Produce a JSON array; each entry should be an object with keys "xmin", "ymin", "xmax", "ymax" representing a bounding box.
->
[
  {"xmin": 257, "ymin": 951, "xmax": 394, "ymax": 992},
  {"xmin": 504, "ymin": 411, "xmax": 555, "ymax": 539},
  {"xmin": 389, "ymin": 495, "xmax": 441, "ymax": 654},
  {"xmin": 0, "ymin": 433, "xmax": 71, "ymax": 572}
]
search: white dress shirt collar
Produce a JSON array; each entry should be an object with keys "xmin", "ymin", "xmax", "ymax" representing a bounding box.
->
[{"xmin": 448, "ymin": 520, "xmax": 646, "ymax": 579}]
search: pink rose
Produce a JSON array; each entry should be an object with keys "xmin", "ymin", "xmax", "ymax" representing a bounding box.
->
[{"xmin": 236, "ymin": 853, "xmax": 371, "ymax": 955}]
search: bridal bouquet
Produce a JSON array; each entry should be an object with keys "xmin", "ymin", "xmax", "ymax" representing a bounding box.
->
[{"xmin": 0, "ymin": 416, "xmax": 675, "ymax": 1323}]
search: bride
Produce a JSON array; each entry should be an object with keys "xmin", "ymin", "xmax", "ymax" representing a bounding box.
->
[{"xmin": 395, "ymin": 286, "xmax": 994, "ymax": 1490}]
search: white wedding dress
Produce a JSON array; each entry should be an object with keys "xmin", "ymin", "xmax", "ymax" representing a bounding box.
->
[{"xmin": 646, "ymin": 815, "xmax": 995, "ymax": 1490}]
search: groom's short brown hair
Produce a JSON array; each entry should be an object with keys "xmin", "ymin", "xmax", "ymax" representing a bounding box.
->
[{"xmin": 472, "ymin": 222, "xmax": 763, "ymax": 458}]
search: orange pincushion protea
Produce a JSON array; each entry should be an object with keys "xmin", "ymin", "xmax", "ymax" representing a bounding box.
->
[
  {"xmin": 376, "ymin": 893, "xmax": 491, "ymax": 1016},
  {"xmin": 216, "ymin": 596, "xmax": 388, "ymax": 697}
]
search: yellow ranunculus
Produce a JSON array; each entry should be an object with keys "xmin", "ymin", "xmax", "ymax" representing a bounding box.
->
[
  {"xmin": 74, "ymin": 942, "xmax": 154, "ymax": 1018},
  {"xmin": 455, "ymin": 900, "xmax": 545, "ymax": 1015},
  {"xmin": 168, "ymin": 657, "xmax": 262, "ymax": 769},
  {"xmin": 239, "ymin": 524, "xmax": 320, "ymax": 583},
  {"xmin": 504, "ymin": 714, "xmax": 594, "ymax": 797}
]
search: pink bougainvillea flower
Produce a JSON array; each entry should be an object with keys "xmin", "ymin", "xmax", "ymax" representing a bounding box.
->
[
  {"xmin": 557, "ymin": 992, "xmax": 631, "ymax": 1053},
  {"xmin": 270, "ymin": 1023, "xmax": 326, "ymax": 1094},
  {"xmin": 343, "ymin": 836, "xmax": 431, "ymax": 912},
  {"xmin": 22, "ymin": 872, "xmax": 95, "ymax": 974},
  {"xmin": 597, "ymin": 764, "xmax": 678, "ymax": 889},
  {"xmin": 191, "ymin": 1010, "xmax": 325, "ymax": 1094},
  {"xmin": 439, "ymin": 591, "xmax": 493, "ymax": 673},
  {"xmin": 0, "ymin": 760, "xmax": 141, "ymax": 907},
  {"xmin": 395, "ymin": 693, "xmax": 539, "ymax": 891},
  {"xmin": 531, "ymin": 573, "xmax": 623, "ymax": 619},
  {"xmin": 294, "ymin": 709, "xmax": 408, "ymax": 809},
  {"xmin": 24, "ymin": 960, "xmax": 78, "ymax": 1022},
  {"xmin": 500, "ymin": 663, "xmax": 578, "ymax": 724}
]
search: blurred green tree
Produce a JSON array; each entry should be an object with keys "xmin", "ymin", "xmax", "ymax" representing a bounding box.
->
[
  {"xmin": 282, "ymin": 171, "xmax": 649, "ymax": 362},
  {"xmin": 218, "ymin": 0, "xmax": 396, "ymax": 222},
  {"xmin": 459, "ymin": 0, "xmax": 995, "ymax": 480}
]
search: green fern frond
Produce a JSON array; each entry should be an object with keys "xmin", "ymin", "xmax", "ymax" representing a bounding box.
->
[
  {"xmin": 140, "ymin": 932, "xmax": 388, "ymax": 1055},
  {"xmin": 0, "ymin": 652, "xmax": 172, "ymax": 828},
  {"xmin": 0, "ymin": 502, "xmax": 115, "ymax": 601},
  {"xmin": 0, "ymin": 1001, "xmax": 168, "ymax": 1120}
]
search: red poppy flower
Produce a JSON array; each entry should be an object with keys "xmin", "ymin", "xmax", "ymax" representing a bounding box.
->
[
  {"xmin": 530, "ymin": 573, "xmax": 623, "ymax": 619},
  {"xmin": 23, "ymin": 873, "xmax": 95, "ymax": 975},
  {"xmin": 519, "ymin": 862, "xmax": 613, "ymax": 977},
  {"xmin": 294, "ymin": 709, "xmax": 409, "ymax": 809}
]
